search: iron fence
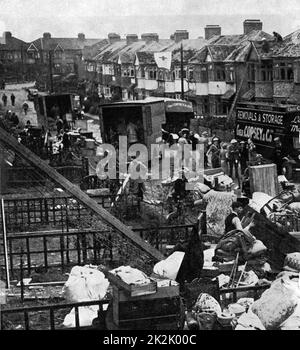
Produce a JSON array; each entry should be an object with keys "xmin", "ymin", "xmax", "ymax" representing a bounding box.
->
[
  {"xmin": 1, "ymin": 299, "xmax": 110, "ymax": 330},
  {"xmin": 1, "ymin": 194, "xmax": 140, "ymax": 232},
  {"xmin": 0, "ymin": 284, "xmax": 270, "ymax": 330},
  {"xmin": 0, "ymin": 224, "xmax": 195, "ymax": 279}
]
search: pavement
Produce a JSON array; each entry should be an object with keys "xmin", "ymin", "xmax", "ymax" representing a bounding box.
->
[{"xmin": 0, "ymin": 82, "xmax": 38, "ymax": 126}]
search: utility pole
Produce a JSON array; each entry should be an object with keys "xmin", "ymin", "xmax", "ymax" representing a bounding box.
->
[
  {"xmin": 180, "ymin": 43, "xmax": 184, "ymax": 100},
  {"xmin": 49, "ymin": 50, "xmax": 54, "ymax": 93}
]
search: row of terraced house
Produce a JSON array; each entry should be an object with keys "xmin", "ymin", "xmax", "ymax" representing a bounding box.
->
[
  {"xmin": 2, "ymin": 19, "xmax": 300, "ymax": 118},
  {"xmin": 80, "ymin": 19, "xmax": 300, "ymax": 117}
]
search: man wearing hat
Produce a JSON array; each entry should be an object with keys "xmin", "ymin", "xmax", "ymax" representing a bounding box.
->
[
  {"xmin": 228, "ymin": 139, "xmax": 241, "ymax": 187},
  {"xmin": 207, "ymin": 137, "xmax": 221, "ymax": 168},
  {"xmin": 239, "ymin": 141, "xmax": 248, "ymax": 174},
  {"xmin": 198, "ymin": 131, "xmax": 209, "ymax": 167},
  {"xmin": 271, "ymin": 137, "xmax": 285, "ymax": 175}
]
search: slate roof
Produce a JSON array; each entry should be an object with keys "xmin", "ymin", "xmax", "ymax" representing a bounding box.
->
[
  {"xmin": 30, "ymin": 37, "xmax": 104, "ymax": 51},
  {"xmin": 268, "ymin": 29, "xmax": 300, "ymax": 58},
  {"xmin": 0, "ymin": 35, "xmax": 29, "ymax": 51}
]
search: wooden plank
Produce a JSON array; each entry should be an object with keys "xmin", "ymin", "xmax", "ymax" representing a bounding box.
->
[
  {"xmin": 0, "ymin": 127, "xmax": 164, "ymax": 262},
  {"xmin": 249, "ymin": 164, "xmax": 279, "ymax": 197}
]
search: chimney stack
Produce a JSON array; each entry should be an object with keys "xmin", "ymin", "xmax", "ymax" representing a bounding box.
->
[
  {"xmin": 205, "ymin": 25, "xmax": 221, "ymax": 40},
  {"xmin": 43, "ymin": 32, "xmax": 51, "ymax": 40},
  {"xmin": 243, "ymin": 20, "xmax": 263, "ymax": 35},
  {"xmin": 126, "ymin": 34, "xmax": 138, "ymax": 45},
  {"xmin": 3, "ymin": 31, "xmax": 12, "ymax": 43},
  {"xmin": 174, "ymin": 30, "xmax": 189, "ymax": 43},
  {"xmin": 108, "ymin": 33, "xmax": 121, "ymax": 44},
  {"xmin": 141, "ymin": 33, "xmax": 159, "ymax": 43},
  {"xmin": 78, "ymin": 33, "xmax": 85, "ymax": 41}
]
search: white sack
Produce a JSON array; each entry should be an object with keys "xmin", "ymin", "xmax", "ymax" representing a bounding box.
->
[{"xmin": 153, "ymin": 251, "xmax": 185, "ymax": 280}]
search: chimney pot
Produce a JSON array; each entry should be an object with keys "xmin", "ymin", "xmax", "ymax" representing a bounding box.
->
[
  {"xmin": 126, "ymin": 34, "xmax": 138, "ymax": 45},
  {"xmin": 174, "ymin": 30, "xmax": 189, "ymax": 43},
  {"xmin": 243, "ymin": 19, "xmax": 263, "ymax": 35},
  {"xmin": 108, "ymin": 33, "xmax": 121, "ymax": 44},
  {"xmin": 205, "ymin": 25, "xmax": 221, "ymax": 40},
  {"xmin": 78, "ymin": 33, "xmax": 85, "ymax": 41},
  {"xmin": 141, "ymin": 33, "xmax": 159, "ymax": 43},
  {"xmin": 3, "ymin": 31, "xmax": 12, "ymax": 43},
  {"xmin": 43, "ymin": 32, "xmax": 51, "ymax": 40}
]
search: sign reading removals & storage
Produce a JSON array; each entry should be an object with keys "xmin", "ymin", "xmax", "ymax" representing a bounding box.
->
[{"xmin": 236, "ymin": 108, "xmax": 286, "ymax": 146}]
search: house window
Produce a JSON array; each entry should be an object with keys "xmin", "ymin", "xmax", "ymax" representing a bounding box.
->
[
  {"xmin": 225, "ymin": 66, "xmax": 235, "ymax": 82},
  {"xmin": 188, "ymin": 69, "xmax": 194, "ymax": 81},
  {"xmin": 248, "ymin": 63, "xmax": 256, "ymax": 82},
  {"xmin": 175, "ymin": 93, "xmax": 181, "ymax": 99},
  {"xmin": 216, "ymin": 100, "xmax": 227, "ymax": 115},
  {"xmin": 54, "ymin": 51, "xmax": 62, "ymax": 59},
  {"xmin": 175, "ymin": 68, "xmax": 187, "ymax": 79},
  {"xmin": 96, "ymin": 64, "xmax": 102, "ymax": 73},
  {"xmin": 208, "ymin": 64, "xmax": 214, "ymax": 81},
  {"xmin": 203, "ymin": 97, "xmax": 209, "ymax": 114},
  {"xmin": 104, "ymin": 87, "xmax": 111, "ymax": 96},
  {"xmin": 158, "ymin": 71, "xmax": 164, "ymax": 81},
  {"xmin": 130, "ymin": 68, "xmax": 135, "ymax": 77},
  {"xmin": 274, "ymin": 61, "xmax": 294, "ymax": 81},
  {"xmin": 122, "ymin": 90, "xmax": 128, "ymax": 100},
  {"xmin": 200, "ymin": 66, "xmax": 208, "ymax": 83},
  {"xmin": 103, "ymin": 64, "xmax": 114, "ymax": 75},
  {"xmin": 138, "ymin": 67, "xmax": 145, "ymax": 78},
  {"xmin": 216, "ymin": 66, "xmax": 226, "ymax": 81},
  {"xmin": 258, "ymin": 62, "xmax": 273, "ymax": 81},
  {"xmin": 148, "ymin": 69, "xmax": 157, "ymax": 80}
]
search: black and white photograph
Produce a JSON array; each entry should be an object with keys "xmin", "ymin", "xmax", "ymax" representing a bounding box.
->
[{"xmin": 1, "ymin": 0, "xmax": 300, "ymax": 336}]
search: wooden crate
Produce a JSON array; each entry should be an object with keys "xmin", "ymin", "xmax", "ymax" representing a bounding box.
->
[{"xmin": 249, "ymin": 164, "xmax": 279, "ymax": 197}]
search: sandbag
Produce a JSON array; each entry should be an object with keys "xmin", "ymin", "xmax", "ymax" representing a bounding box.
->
[
  {"xmin": 251, "ymin": 278, "xmax": 298, "ymax": 329},
  {"xmin": 192, "ymin": 293, "xmax": 222, "ymax": 316},
  {"xmin": 247, "ymin": 240, "xmax": 267, "ymax": 256},
  {"xmin": 235, "ymin": 309, "xmax": 265, "ymax": 330},
  {"xmin": 280, "ymin": 304, "xmax": 300, "ymax": 330},
  {"xmin": 63, "ymin": 266, "xmax": 109, "ymax": 303},
  {"xmin": 251, "ymin": 192, "xmax": 273, "ymax": 211},
  {"xmin": 288, "ymin": 202, "xmax": 300, "ymax": 213},
  {"xmin": 153, "ymin": 251, "xmax": 185, "ymax": 280},
  {"xmin": 63, "ymin": 306, "xmax": 98, "ymax": 328},
  {"xmin": 284, "ymin": 253, "xmax": 300, "ymax": 272},
  {"xmin": 193, "ymin": 182, "xmax": 211, "ymax": 194}
]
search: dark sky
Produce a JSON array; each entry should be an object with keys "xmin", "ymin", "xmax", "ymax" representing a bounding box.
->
[{"xmin": 0, "ymin": 0, "xmax": 299, "ymax": 41}]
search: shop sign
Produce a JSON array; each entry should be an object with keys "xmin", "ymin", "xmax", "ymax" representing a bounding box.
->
[{"xmin": 236, "ymin": 123, "xmax": 274, "ymax": 143}]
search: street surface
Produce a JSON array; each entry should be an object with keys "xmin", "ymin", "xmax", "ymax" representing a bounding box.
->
[{"xmin": 0, "ymin": 82, "xmax": 38, "ymax": 126}]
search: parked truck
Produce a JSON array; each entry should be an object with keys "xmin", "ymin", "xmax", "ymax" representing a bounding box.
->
[
  {"xmin": 34, "ymin": 92, "xmax": 81, "ymax": 129},
  {"xmin": 99, "ymin": 98, "xmax": 195, "ymax": 149}
]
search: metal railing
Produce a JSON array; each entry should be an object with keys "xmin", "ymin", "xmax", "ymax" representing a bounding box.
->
[
  {"xmin": 0, "ymin": 284, "xmax": 270, "ymax": 330},
  {"xmin": 0, "ymin": 224, "xmax": 195, "ymax": 278},
  {"xmin": 1, "ymin": 299, "xmax": 110, "ymax": 330},
  {"xmin": 1, "ymin": 194, "xmax": 140, "ymax": 232},
  {"xmin": 220, "ymin": 284, "xmax": 270, "ymax": 303}
]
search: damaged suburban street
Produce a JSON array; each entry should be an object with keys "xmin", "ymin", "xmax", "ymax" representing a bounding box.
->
[{"xmin": 1, "ymin": 0, "xmax": 300, "ymax": 336}]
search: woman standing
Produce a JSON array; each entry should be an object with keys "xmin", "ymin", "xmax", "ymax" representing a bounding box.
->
[{"xmin": 206, "ymin": 137, "xmax": 221, "ymax": 169}]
